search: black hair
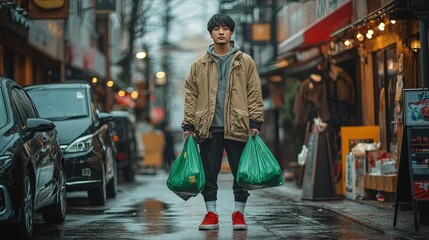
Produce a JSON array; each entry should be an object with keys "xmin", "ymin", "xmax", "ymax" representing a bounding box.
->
[{"xmin": 207, "ymin": 13, "xmax": 235, "ymax": 33}]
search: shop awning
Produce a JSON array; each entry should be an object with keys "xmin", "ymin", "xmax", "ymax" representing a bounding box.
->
[
  {"xmin": 278, "ymin": 0, "xmax": 353, "ymax": 56},
  {"xmin": 331, "ymin": 0, "xmax": 412, "ymax": 39}
]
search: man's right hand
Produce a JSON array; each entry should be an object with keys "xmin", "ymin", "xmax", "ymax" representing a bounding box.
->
[{"xmin": 184, "ymin": 131, "xmax": 195, "ymax": 140}]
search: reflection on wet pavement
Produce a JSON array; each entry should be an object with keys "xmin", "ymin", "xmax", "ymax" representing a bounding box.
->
[{"xmin": 29, "ymin": 173, "xmax": 404, "ymax": 240}]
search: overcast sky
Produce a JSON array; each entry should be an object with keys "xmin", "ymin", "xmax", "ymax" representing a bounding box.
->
[
  {"xmin": 169, "ymin": 0, "xmax": 219, "ymax": 43},
  {"xmin": 139, "ymin": 0, "xmax": 219, "ymax": 73}
]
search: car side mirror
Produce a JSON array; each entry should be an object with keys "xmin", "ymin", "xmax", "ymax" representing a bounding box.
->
[
  {"xmin": 26, "ymin": 118, "xmax": 56, "ymax": 132},
  {"xmin": 99, "ymin": 112, "xmax": 113, "ymax": 124}
]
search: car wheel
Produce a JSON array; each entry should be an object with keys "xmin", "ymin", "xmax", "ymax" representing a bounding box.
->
[
  {"xmin": 41, "ymin": 165, "xmax": 67, "ymax": 223},
  {"xmin": 107, "ymin": 161, "xmax": 118, "ymax": 198},
  {"xmin": 16, "ymin": 170, "xmax": 34, "ymax": 239},
  {"xmin": 88, "ymin": 165, "xmax": 106, "ymax": 206}
]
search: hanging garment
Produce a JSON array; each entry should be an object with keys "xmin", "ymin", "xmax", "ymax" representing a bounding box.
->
[
  {"xmin": 293, "ymin": 75, "xmax": 330, "ymax": 125},
  {"xmin": 327, "ymin": 64, "xmax": 356, "ymax": 126}
]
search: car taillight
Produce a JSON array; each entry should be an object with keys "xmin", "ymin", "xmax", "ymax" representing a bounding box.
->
[
  {"xmin": 117, "ymin": 152, "xmax": 128, "ymax": 161},
  {"xmin": 113, "ymin": 135, "xmax": 119, "ymax": 142}
]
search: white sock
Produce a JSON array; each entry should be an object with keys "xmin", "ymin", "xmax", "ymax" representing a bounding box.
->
[
  {"xmin": 205, "ymin": 201, "xmax": 217, "ymax": 213},
  {"xmin": 234, "ymin": 201, "xmax": 246, "ymax": 213}
]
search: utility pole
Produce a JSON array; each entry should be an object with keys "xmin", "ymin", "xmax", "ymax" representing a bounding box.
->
[
  {"xmin": 162, "ymin": 0, "xmax": 172, "ymax": 120},
  {"xmin": 121, "ymin": 0, "xmax": 140, "ymax": 85}
]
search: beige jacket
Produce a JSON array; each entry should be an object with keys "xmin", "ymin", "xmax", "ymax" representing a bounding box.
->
[{"xmin": 182, "ymin": 50, "xmax": 264, "ymax": 143}]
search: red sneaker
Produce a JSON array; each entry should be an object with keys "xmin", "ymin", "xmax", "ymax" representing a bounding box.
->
[
  {"xmin": 199, "ymin": 211, "xmax": 219, "ymax": 230},
  {"xmin": 232, "ymin": 211, "xmax": 248, "ymax": 230}
]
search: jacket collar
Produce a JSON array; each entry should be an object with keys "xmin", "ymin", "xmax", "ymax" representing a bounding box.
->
[{"xmin": 202, "ymin": 50, "xmax": 242, "ymax": 64}]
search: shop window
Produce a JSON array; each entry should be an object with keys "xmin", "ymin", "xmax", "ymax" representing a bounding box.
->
[{"xmin": 372, "ymin": 46, "xmax": 399, "ymax": 153}]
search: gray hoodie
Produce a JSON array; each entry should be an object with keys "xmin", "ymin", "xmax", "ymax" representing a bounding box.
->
[{"xmin": 207, "ymin": 41, "xmax": 240, "ymax": 132}]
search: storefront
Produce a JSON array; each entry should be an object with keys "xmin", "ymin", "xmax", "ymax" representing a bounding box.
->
[
  {"xmin": 261, "ymin": 0, "xmax": 355, "ymax": 186},
  {"xmin": 259, "ymin": 0, "xmax": 429, "ymax": 225},
  {"xmin": 327, "ymin": 0, "xmax": 418, "ymax": 197},
  {"xmin": 0, "ymin": 2, "xmax": 30, "ymax": 83},
  {"xmin": 0, "ymin": 2, "xmax": 65, "ymax": 85}
]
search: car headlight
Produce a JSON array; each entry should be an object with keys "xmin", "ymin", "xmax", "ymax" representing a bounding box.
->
[
  {"xmin": 0, "ymin": 155, "xmax": 13, "ymax": 169},
  {"xmin": 65, "ymin": 134, "xmax": 94, "ymax": 153}
]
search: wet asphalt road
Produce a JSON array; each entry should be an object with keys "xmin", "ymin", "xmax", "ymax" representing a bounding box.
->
[{"xmin": 21, "ymin": 172, "xmax": 408, "ymax": 240}]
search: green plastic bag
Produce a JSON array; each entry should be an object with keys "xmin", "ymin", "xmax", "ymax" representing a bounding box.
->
[
  {"xmin": 166, "ymin": 137, "xmax": 205, "ymax": 200},
  {"xmin": 237, "ymin": 135, "xmax": 283, "ymax": 190}
]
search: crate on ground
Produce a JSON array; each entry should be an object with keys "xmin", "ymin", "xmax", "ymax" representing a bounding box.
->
[{"xmin": 141, "ymin": 130, "xmax": 165, "ymax": 170}]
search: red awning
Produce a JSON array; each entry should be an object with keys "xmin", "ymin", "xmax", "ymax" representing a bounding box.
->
[{"xmin": 278, "ymin": 0, "xmax": 353, "ymax": 55}]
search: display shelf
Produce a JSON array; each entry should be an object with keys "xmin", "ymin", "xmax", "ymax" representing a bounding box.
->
[{"xmin": 364, "ymin": 174, "xmax": 397, "ymax": 193}]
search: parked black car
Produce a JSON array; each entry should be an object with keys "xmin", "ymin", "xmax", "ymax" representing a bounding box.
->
[
  {"xmin": 0, "ymin": 78, "xmax": 66, "ymax": 239},
  {"xmin": 111, "ymin": 111, "xmax": 143, "ymax": 181},
  {"xmin": 26, "ymin": 82, "xmax": 117, "ymax": 206}
]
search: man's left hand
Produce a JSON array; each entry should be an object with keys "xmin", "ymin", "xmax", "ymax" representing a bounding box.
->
[{"xmin": 250, "ymin": 128, "xmax": 259, "ymax": 137}]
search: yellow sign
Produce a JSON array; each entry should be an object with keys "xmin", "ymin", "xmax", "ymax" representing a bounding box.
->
[
  {"xmin": 33, "ymin": 0, "xmax": 65, "ymax": 10},
  {"xmin": 340, "ymin": 126, "xmax": 379, "ymax": 195},
  {"xmin": 251, "ymin": 23, "xmax": 271, "ymax": 42},
  {"xmin": 189, "ymin": 176, "xmax": 196, "ymax": 184}
]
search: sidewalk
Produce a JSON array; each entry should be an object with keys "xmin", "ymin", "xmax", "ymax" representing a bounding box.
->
[{"xmin": 263, "ymin": 181, "xmax": 429, "ymax": 238}]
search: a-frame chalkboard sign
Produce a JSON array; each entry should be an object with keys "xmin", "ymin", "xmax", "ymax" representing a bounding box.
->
[
  {"xmin": 393, "ymin": 89, "xmax": 429, "ymax": 232},
  {"xmin": 301, "ymin": 129, "xmax": 339, "ymax": 200}
]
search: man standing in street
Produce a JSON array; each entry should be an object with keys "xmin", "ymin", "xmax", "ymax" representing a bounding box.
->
[{"xmin": 182, "ymin": 13, "xmax": 264, "ymax": 230}]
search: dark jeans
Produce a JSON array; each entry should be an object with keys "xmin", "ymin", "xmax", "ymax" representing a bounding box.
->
[{"xmin": 199, "ymin": 132, "xmax": 249, "ymax": 203}]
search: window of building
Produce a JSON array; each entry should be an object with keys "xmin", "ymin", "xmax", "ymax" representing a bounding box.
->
[{"xmin": 372, "ymin": 45, "xmax": 399, "ymax": 152}]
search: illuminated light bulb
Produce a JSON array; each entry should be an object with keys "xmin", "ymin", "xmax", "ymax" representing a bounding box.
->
[
  {"xmin": 390, "ymin": 20, "xmax": 396, "ymax": 24},
  {"xmin": 131, "ymin": 91, "xmax": 139, "ymax": 100},
  {"xmin": 136, "ymin": 51, "xmax": 147, "ymax": 59},
  {"xmin": 366, "ymin": 33, "xmax": 373, "ymax": 39},
  {"xmin": 92, "ymin": 77, "xmax": 98, "ymax": 83},
  {"xmin": 156, "ymin": 71, "xmax": 166, "ymax": 79},
  {"xmin": 378, "ymin": 22, "xmax": 385, "ymax": 31},
  {"xmin": 118, "ymin": 90, "xmax": 126, "ymax": 97},
  {"xmin": 344, "ymin": 39, "xmax": 352, "ymax": 47},
  {"xmin": 367, "ymin": 29, "xmax": 374, "ymax": 35},
  {"xmin": 107, "ymin": 80, "xmax": 114, "ymax": 87},
  {"xmin": 356, "ymin": 33, "xmax": 364, "ymax": 41},
  {"xmin": 411, "ymin": 39, "xmax": 421, "ymax": 52}
]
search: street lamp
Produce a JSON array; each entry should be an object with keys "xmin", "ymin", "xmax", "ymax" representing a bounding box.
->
[
  {"xmin": 155, "ymin": 71, "xmax": 166, "ymax": 86},
  {"xmin": 134, "ymin": 49, "xmax": 151, "ymax": 121},
  {"xmin": 136, "ymin": 51, "xmax": 147, "ymax": 60}
]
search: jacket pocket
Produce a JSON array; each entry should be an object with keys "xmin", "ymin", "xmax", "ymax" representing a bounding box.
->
[
  {"xmin": 195, "ymin": 110, "xmax": 209, "ymax": 137},
  {"xmin": 230, "ymin": 108, "xmax": 249, "ymax": 138}
]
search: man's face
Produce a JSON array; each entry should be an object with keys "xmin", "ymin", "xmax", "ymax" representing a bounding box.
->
[{"xmin": 210, "ymin": 25, "xmax": 232, "ymax": 45}]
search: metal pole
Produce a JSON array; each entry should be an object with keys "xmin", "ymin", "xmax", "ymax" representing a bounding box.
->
[
  {"xmin": 419, "ymin": 16, "xmax": 428, "ymax": 87},
  {"xmin": 145, "ymin": 56, "xmax": 151, "ymax": 122}
]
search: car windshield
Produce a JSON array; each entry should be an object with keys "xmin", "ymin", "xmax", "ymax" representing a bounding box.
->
[
  {"xmin": 0, "ymin": 90, "xmax": 7, "ymax": 128},
  {"xmin": 28, "ymin": 88, "xmax": 89, "ymax": 120}
]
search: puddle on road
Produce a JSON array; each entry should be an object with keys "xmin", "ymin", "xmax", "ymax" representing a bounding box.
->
[
  {"xmin": 31, "ymin": 198, "xmax": 402, "ymax": 240},
  {"xmin": 135, "ymin": 199, "xmax": 173, "ymax": 234}
]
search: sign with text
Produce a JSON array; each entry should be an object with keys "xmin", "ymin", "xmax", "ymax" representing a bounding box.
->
[
  {"xmin": 409, "ymin": 127, "xmax": 429, "ymax": 200},
  {"xmin": 410, "ymin": 128, "xmax": 429, "ymax": 152},
  {"xmin": 404, "ymin": 89, "xmax": 429, "ymax": 126},
  {"xmin": 28, "ymin": 0, "xmax": 69, "ymax": 19},
  {"xmin": 411, "ymin": 155, "xmax": 429, "ymax": 199}
]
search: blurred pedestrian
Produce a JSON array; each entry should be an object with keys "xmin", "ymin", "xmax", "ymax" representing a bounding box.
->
[
  {"xmin": 182, "ymin": 13, "xmax": 264, "ymax": 231},
  {"xmin": 156, "ymin": 120, "xmax": 175, "ymax": 173}
]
